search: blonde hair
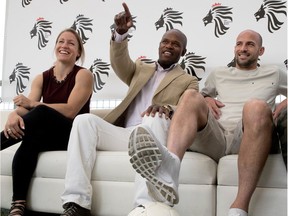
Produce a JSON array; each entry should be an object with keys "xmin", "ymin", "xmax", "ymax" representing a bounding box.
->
[{"xmin": 55, "ymin": 28, "xmax": 85, "ymax": 65}]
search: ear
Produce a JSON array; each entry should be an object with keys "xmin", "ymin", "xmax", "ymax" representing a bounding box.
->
[
  {"xmin": 181, "ymin": 48, "xmax": 187, "ymax": 56},
  {"xmin": 259, "ymin": 46, "xmax": 265, "ymax": 56}
]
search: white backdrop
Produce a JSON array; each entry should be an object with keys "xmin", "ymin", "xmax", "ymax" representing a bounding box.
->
[{"xmin": 1, "ymin": 0, "xmax": 287, "ymax": 103}]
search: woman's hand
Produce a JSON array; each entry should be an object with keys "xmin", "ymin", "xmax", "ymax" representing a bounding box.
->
[
  {"xmin": 13, "ymin": 94, "xmax": 35, "ymax": 110},
  {"xmin": 4, "ymin": 111, "xmax": 25, "ymax": 139}
]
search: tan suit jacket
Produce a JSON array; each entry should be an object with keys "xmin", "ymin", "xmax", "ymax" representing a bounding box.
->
[{"xmin": 104, "ymin": 39, "xmax": 198, "ymax": 126}]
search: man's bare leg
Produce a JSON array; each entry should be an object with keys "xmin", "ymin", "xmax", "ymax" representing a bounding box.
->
[
  {"xmin": 167, "ymin": 89, "xmax": 209, "ymax": 160},
  {"xmin": 230, "ymin": 99, "xmax": 273, "ymax": 214}
]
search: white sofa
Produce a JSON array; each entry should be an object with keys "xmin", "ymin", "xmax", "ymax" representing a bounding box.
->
[{"xmin": 0, "ymin": 109, "xmax": 287, "ymax": 216}]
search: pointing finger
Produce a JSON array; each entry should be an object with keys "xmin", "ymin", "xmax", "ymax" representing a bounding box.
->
[{"xmin": 122, "ymin": 2, "xmax": 131, "ymax": 18}]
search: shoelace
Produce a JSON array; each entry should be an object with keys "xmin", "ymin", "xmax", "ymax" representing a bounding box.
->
[{"xmin": 63, "ymin": 204, "xmax": 78, "ymax": 216}]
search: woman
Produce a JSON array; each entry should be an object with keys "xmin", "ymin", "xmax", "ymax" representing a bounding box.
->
[{"xmin": 1, "ymin": 28, "xmax": 93, "ymax": 216}]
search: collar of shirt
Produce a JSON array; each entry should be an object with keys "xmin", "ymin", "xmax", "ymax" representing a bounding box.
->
[
  {"xmin": 124, "ymin": 61, "xmax": 176, "ymax": 127},
  {"xmin": 155, "ymin": 61, "xmax": 177, "ymax": 73}
]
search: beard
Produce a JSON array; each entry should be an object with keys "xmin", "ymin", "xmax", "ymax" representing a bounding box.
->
[{"xmin": 235, "ymin": 56, "xmax": 257, "ymax": 69}]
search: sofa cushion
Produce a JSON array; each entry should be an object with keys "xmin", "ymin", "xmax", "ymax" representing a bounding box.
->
[
  {"xmin": 1, "ymin": 144, "xmax": 217, "ymax": 185},
  {"xmin": 217, "ymin": 154, "xmax": 287, "ymax": 188}
]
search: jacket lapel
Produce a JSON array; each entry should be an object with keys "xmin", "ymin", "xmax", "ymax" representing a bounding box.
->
[
  {"xmin": 153, "ymin": 64, "xmax": 183, "ymax": 96},
  {"xmin": 114, "ymin": 62, "xmax": 155, "ymax": 114}
]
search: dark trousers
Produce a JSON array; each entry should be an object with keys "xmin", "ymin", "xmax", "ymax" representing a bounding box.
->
[
  {"xmin": 1, "ymin": 105, "xmax": 73, "ymax": 200},
  {"xmin": 277, "ymin": 107, "xmax": 287, "ymax": 169}
]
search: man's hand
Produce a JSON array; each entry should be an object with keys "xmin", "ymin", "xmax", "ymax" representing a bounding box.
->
[
  {"xmin": 273, "ymin": 98, "xmax": 287, "ymax": 124},
  {"xmin": 204, "ymin": 97, "xmax": 225, "ymax": 119},
  {"xmin": 114, "ymin": 2, "xmax": 133, "ymax": 34},
  {"xmin": 141, "ymin": 105, "xmax": 173, "ymax": 119}
]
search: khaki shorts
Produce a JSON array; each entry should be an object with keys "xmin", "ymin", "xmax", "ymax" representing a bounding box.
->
[{"xmin": 189, "ymin": 110, "xmax": 279, "ymax": 162}]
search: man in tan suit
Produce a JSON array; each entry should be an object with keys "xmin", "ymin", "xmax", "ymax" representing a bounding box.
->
[{"xmin": 60, "ymin": 3, "xmax": 198, "ymax": 216}]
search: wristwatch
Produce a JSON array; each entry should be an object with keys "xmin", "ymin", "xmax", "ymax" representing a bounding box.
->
[{"xmin": 163, "ymin": 105, "xmax": 174, "ymax": 119}]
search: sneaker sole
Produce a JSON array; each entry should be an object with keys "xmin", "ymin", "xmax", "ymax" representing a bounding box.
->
[{"xmin": 128, "ymin": 126, "xmax": 178, "ymax": 204}]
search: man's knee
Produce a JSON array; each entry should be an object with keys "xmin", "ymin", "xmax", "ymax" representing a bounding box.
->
[
  {"xmin": 181, "ymin": 89, "xmax": 202, "ymax": 102},
  {"xmin": 179, "ymin": 89, "xmax": 206, "ymax": 111},
  {"xmin": 73, "ymin": 113, "xmax": 101, "ymax": 127},
  {"xmin": 243, "ymin": 99, "xmax": 273, "ymax": 128},
  {"xmin": 244, "ymin": 99, "xmax": 272, "ymax": 118}
]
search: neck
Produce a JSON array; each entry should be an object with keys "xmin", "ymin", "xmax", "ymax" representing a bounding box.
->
[
  {"xmin": 53, "ymin": 62, "xmax": 75, "ymax": 81},
  {"xmin": 54, "ymin": 62, "xmax": 74, "ymax": 73},
  {"xmin": 158, "ymin": 61, "xmax": 174, "ymax": 70}
]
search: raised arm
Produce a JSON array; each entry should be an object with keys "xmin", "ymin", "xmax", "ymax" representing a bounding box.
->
[{"xmin": 114, "ymin": 2, "xmax": 133, "ymax": 34}]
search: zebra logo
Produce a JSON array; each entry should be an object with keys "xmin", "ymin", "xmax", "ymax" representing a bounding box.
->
[
  {"xmin": 155, "ymin": 8, "xmax": 183, "ymax": 31},
  {"xmin": 254, "ymin": 0, "xmax": 287, "ymax": 33},
  {"xmin": 21, "ymin": 0, "xmax": 32, "ymax": 7},
  {"xmin": 60, "ymin": 0, "xmax": 69, "ymax": 4},
  {"xmin": 89, "ymin": 59, "xmax": 110, "ymax": 93},
  {"xmin": 9, "ymin": 63, "xmax": 31, "ymax": 95},
  {"xmin": 71, "ymin": 15, "xmax": 93, "ymax": 44},
  {"xmin": 203, "ymin": 3, "xmax": 233, "ymax": 38},
  {"xmin": 180, "ymin": 52, "xmax": 206, "ymax": 81},
  {"xmin": 30, "ymin": 17, "xmax": 53, "ymax": 50}
]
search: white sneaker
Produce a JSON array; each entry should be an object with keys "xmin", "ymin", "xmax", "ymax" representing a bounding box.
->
[
  {"xmin": 228, "ymin": 208, "xmax": 248, "ymax": 216},
  {"xmin": 128, "ymin": 125, "xmax": 180, "ymax": 205}
]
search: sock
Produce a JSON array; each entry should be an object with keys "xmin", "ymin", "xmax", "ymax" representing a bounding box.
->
[{"xmin": 228, "ymin": 208, "xmax": 248, "ymax": 216}]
